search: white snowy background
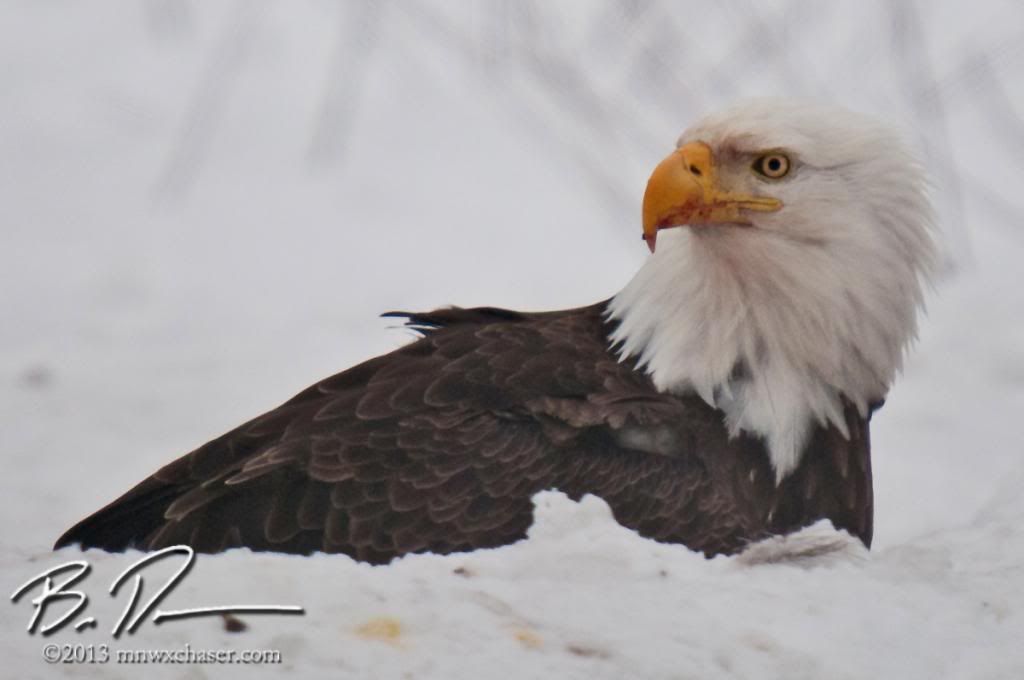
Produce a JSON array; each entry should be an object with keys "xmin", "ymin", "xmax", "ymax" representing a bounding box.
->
[{"xmin": 2, "ymin": 1, "xmax": 1023, "ymax": 678}]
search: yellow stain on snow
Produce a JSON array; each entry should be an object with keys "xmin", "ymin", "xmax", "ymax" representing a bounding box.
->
[
  {"xmin": 513, "ymin": 627, "xmax": 543, "ymax": 649},
  {"xmin": 355, "ymin": 617, "xmax": 403, "ymax": 645}
]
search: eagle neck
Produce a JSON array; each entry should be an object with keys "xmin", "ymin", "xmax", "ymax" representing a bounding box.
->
[{"xmin": 605, "ymin": 227, "xmax": 906, "ymax": 482}]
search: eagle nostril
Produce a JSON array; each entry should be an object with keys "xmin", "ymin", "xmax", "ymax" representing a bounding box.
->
[{"xmin": 689, "ymin": 165, "xmax": 702, "ymax": 177}]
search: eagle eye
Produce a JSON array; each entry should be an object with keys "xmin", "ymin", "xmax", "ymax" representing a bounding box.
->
[{"xmin": 753, "ymin": 153, "xmax": 791, "ymax": 179}]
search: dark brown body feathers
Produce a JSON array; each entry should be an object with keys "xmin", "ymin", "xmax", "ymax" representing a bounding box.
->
[{"xmin": 56, "ymin": 303, "xmax": 873, "ymax": 564}]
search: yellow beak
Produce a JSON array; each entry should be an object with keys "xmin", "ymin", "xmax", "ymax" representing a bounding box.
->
[{"xmin": 641, "ymin": 142, "xmax": 782, "ymax": 252}]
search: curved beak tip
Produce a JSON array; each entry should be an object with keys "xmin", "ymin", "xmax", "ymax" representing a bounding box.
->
[{"xmin": 643, "ymin": 232, "xmax": 657, "ymax": 253}]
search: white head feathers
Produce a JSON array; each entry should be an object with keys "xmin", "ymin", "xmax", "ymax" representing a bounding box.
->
[{"xmin": 608, "ymin": 99, "xmax": 937, "ymax": 481}]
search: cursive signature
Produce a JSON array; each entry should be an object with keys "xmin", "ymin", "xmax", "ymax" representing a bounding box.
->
[{"xmin": 10, "ymin": 546, "xmax": 304, "ymax": 637}]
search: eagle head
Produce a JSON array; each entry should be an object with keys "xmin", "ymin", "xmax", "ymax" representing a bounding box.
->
[{"xmin": 610, "ymin": 99, "xmax": 937, "ymax": 480}]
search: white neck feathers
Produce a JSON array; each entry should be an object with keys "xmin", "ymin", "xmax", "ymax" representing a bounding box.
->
[{"xmin": 608, "ymin": 220, "xmax": 932, "ymax": 480}]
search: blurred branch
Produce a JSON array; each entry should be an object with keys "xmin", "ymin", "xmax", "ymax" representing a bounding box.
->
[
  {"xmin": 307, "ymin": 1, "xmax": 384, "ymax": 170},
  {"xmin": 888, "ymin": 0, "xmax": 969, "ymax": 269},
  {"xmin": 144, "ymin": 0, "xmax": 193, "ymax": 42},
  {"xmin": 152, "ymin": 0, "xmax": 262, "ymax": 204}
]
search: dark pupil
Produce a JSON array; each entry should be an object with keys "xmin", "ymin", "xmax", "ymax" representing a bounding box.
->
[{"xmin": 766, "ymin": 158, "xmax": 781, "ymax": 172}]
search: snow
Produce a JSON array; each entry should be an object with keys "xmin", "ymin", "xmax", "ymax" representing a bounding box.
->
[{"xmin": 2, "ymin": 2, "xmax": 1023, "ymax": 678}]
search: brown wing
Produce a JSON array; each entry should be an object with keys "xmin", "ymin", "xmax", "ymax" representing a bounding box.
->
[{"xmin": 54, "ymin": 303, "xmax": 873, "ymax": 563}]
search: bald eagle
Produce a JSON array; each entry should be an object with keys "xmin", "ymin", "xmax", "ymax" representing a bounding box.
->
[{"xmin": 56, "ymin": 100, "xmax": 935, "ymax": 564}]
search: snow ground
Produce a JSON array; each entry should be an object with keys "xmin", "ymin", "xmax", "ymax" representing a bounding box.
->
[{"xmin": 2, "ymin": 2, "xmax": 1023, "ymax": 678}]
